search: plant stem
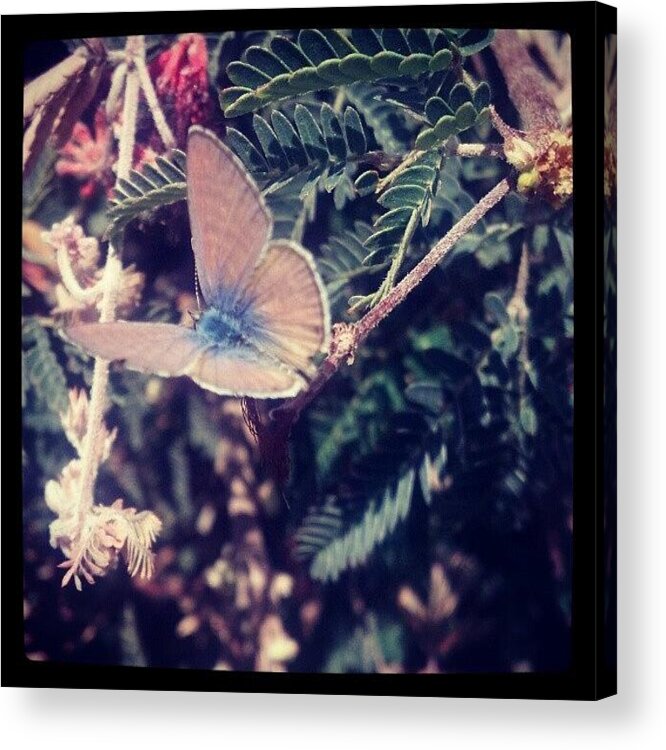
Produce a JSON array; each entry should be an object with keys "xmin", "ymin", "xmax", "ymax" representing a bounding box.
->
[
  {"xmin": 55, "ymin": 247, "xmax": 106, "ymax": 302},
  {"xmin": 135, "ymin": 54, "xmax": 176, "ymax": 149},
  {"xmin": 272, "ymin": 177, "xmax": 512, "ymax": 430},
  {"xmin": 370, "ymin": 206, "xmax": 421, "ymax": 307},
  {"xmin": 450, "ymin": 142, "xmax": 504, "ymax": 159},
  {"xmin": 508, "ymin": 239, "xmax": 531, "ymax": 398},
  {"xmin": 375, "ymin": 141, "xmax": 504, "ymax": 195},
  {"xmin": 491, "ymin": 29, "xmax": 561, "ymax": 132},
  {"xmin": 375, "ymin": 149, "xmax": 423, "ymax": 192},
  {"xmin": 76, "ymin": 37, "xmax": 140, "ymax": 527},
  {"xmin": 332, "ymin": 87, "xmax": 347, "ymax": 114},
  {"xmin": 357, "ymin": 178, "xmax": 511, "ymax": 341},
  {"xmin": 105, "ymin": 61, "xmax": 127, "ymax": 119},
  {"xmin": 116, "ymin": 68, "xmax": 139, "ymax": 181}
]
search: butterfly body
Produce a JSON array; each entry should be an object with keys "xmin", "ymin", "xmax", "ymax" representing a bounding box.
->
[
  {"xmin": 66, "ymin": 127, "xmax": 330, "ymax": 399},
  {"xmin": 196, "ymin": 294, "xmax": 268, "ymax": 352}
]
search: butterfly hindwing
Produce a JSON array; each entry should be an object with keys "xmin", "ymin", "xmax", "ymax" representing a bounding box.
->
[
  {"xmin": 247, "ymin": 240, "xmax": 331, "ymax": 374},
  {"xmin": 187, "ymin": 126, "xmax": 272, "ymax": 305},
  {"xmin": 187, "ymin": 347, "xmax": 305, "ymax": 398}
]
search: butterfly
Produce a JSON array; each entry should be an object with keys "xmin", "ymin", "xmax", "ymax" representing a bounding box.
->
[{"xmin": 66, "ymin": 126, "xmax": 330, "ymax": 398}]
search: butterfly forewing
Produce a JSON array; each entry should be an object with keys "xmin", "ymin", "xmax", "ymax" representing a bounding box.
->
[
  {"xmin": 66, "ymin": 322, "xmax": 204, "ymax": 377},
  {"xmin": 187, "ymin": 127, "xmax": 272, "ymax": 305}
]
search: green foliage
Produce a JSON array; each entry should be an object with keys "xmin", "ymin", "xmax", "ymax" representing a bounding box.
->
[
  {"xmin": 415, "ymin": 80, "xmax": 491, "ymax": 149},
  {"xmin": 105, "ymin": 150, "xmax": 187, "ymax": 238},
  {"xmin": 226, "ymin": 103, "xmax": 369, "ymax": 209},
  {"xmin": 23, "ymin": 318, "xmax": 69, "ymax": 416},
  {"xmin": 351, "ymin": 149, "xmax": 443, "ymax": 309},
  {"xmin": 307, "ymin": 466, "xmax": 416, "ymax": 582},
  {"xmin": 317, "ymin": 221, "xmax": 386, "ymax": 316},
  {"xmin": 297, "ymin": 384, "xmax": 447, "ymax": 581},
  {"xmin": 345, "ymin": 82, "xmax": 415, "ymax": 153},
  {"xmin": 220, "ymin": 28, "xmax": 494, "ymax": 117},
  {"xmin": 324, "ymin": 613, "xmax": 405, "ymax": 672}
]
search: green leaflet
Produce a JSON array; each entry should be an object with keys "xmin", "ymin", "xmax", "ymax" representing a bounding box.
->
[
  {"xmin": 227, "ymin": 103, "xmax": 370, "ymax": 210},
  {"xmin": 23, "ymin": 318, "xmax": 69, "ymax": 416},
  {"xmin": 219, "ymin": 28, "xmax": 494, "ymax": 117},
  {"xmin": 105, "ymin": 151, "xmax": 187, "ymax": 239},
  {"xmin": 308, "ymin": 466, "xmax": 417, "ymax": 582}
]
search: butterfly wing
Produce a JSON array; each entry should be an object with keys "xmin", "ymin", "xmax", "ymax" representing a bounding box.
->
[
  {"xmin": 66, "ymin": 321, "xmax": 304, "ymax": 398},
  {"xmin": 247, "ymin": 240, "xmax": 330, "ymax": 374},
  {"xmin": 188, "ymin": 347, "xmax": 304, "ymax": 398},
  {"xmin": 66, "ymin": 321, "xmax": 204, "ymax": 377},
  {"xmin": 187, "ymin": 126, "xmax": 272, "ymax": 306}
]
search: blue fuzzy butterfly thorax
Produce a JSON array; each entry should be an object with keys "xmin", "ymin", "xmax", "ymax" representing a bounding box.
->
[{"xmin": 195, "ymin": 291, "xmax": 267, "ymax": 351}]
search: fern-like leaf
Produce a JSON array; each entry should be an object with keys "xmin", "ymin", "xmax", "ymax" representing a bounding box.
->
[
  {"xmin": 351, "ymin": 149, "xmax": 443, "ymax": 311},
  {"xmin": 415, "ymin": 79, "xmax": 491, "ymax": 149},
  {"xmin": 346, "ymin": 82, "xmax": 415, "ymax": 153},
  {"xmin": 105, "ymin": 150, "xmax": 187, "ymax": 238},
  {"xmin": 23, "ymin": 318, "xmax": 69, "ymax": 415},
  {"xmin": 227, "ymin": 103, "xmax": 369, "ymax": 209},
  {"xmin": 317, "ymin": 220, "xmax": 387, "ymax": 315},
  {"xmin": 307, "ymin": 466, "xmax": 417, "ymax": 582},
  {"xmin": 220, "ymin": 28, "xmax": 494, "ymax": 118},
  {"xmin": 298, "ymin": 403, "xmax": 444, "ymax": 582}
]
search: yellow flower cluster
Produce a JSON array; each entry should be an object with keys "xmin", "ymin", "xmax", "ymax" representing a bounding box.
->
[{"xmin": 506, "ymin": 130, "xmax": 573, "ymax": 208}]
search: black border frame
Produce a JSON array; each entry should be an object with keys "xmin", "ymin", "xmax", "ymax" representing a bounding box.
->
[{"xmin": 2, "ymin": 1, "xmax": 617, "ymax": 700}]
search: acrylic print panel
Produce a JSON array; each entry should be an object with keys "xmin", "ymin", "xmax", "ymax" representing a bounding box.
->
[
  {"xmin": 603, "ymin": 30, "xmax": 617, "ymax": 682},
  {"xmin": 21, "ymin": 26, "xmax": 573, "ymax": 677}
]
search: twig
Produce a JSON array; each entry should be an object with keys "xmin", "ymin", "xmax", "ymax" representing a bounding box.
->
[
  {"xmin": 116, "ymin": 68, "xmax": 139, "ymax": 181},
  {"xmin": 507, "ymin": 239, "xmax": 531, "ymax": 398},
  {"xmin": 135, "ymin": 54, "xmax": 176, "ymax": 149},
  {"xmin": 450, "ymin": 142, "xmax": 504, "ymax": 159},
  {"xmin": 76, "ymin": 37, "xmax": 141, "ymax": 528},
  {"xmin": 272, "ymin": 177, "xmax": 512, "ymax": 430},
  {"xmin": 332, "ymin": 87, "xmax": 347, "ymax": 114},
  {"xmin": 105, "ymin": 61, "xmax": 127, "ymax": 119},
  {"xmin": 376, "ymin": 142, "xmax": 504, "ymax": 195},
  {"xmin": 491, "ymin": 29, "xmax": 561, "ymax": 132},
  {"xmin": 55, "ymin": 247, "xmax": 106, "ymax": 302},
  {"xmin": 363, "ymin": 206, "xmax": 421, "ymax": 310}
]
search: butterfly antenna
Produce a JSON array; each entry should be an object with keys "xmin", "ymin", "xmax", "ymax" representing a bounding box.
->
[{"xmin": 193, "ymin": 257, "xmax": 202, "ymax": 313}]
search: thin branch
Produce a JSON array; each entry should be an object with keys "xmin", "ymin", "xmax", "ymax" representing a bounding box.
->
[
  {"xmin": 272, "ymin": 177, "xmax": 512, "ymax": 430},
  {"xmin": 376, "ymin": 142, "xmax": 504, "ymax": 194},
  {"xmin": 135, "ymin": 54, "xmax": 176, "ymax": 149},
  {"xmin": 356, "ymin": 178, "xmax": 511, "ymax": 343},
  {"xmin": 76, "ymin": 36, "xmax": 141, "ymax": 528},
  {"xmin": 76, "ymin": 252, "xmax": 122, "ymax": 529},
  {"xmin": 362, "ymin": 206, "xmax": 420, "ymax": 311},
  {"xmin": 507, "ymin": 239, "xmax": 531, "ymax": 398},
  {"xmin": 55, "ymin": 247, "xmax": 106, "ymax": 302},
  {"xmin": 451, "ymin": 142, "xmax": 504, "ymax": 159},
  {"xmin": 491, "ymin": 29, "xmax": 561, "ymax": 132},
  {"xmin": 116, "ymin": 67, "xmax": 139, "ymax": 181},
  {"xmin": 105, "ymin": 60, "xmax": 127, "ymax": 119}
]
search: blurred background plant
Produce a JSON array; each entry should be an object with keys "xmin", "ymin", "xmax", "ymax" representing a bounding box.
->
[{"xmin": 22, "ymin": 26, "xmax": 573, "ymax": 673}]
